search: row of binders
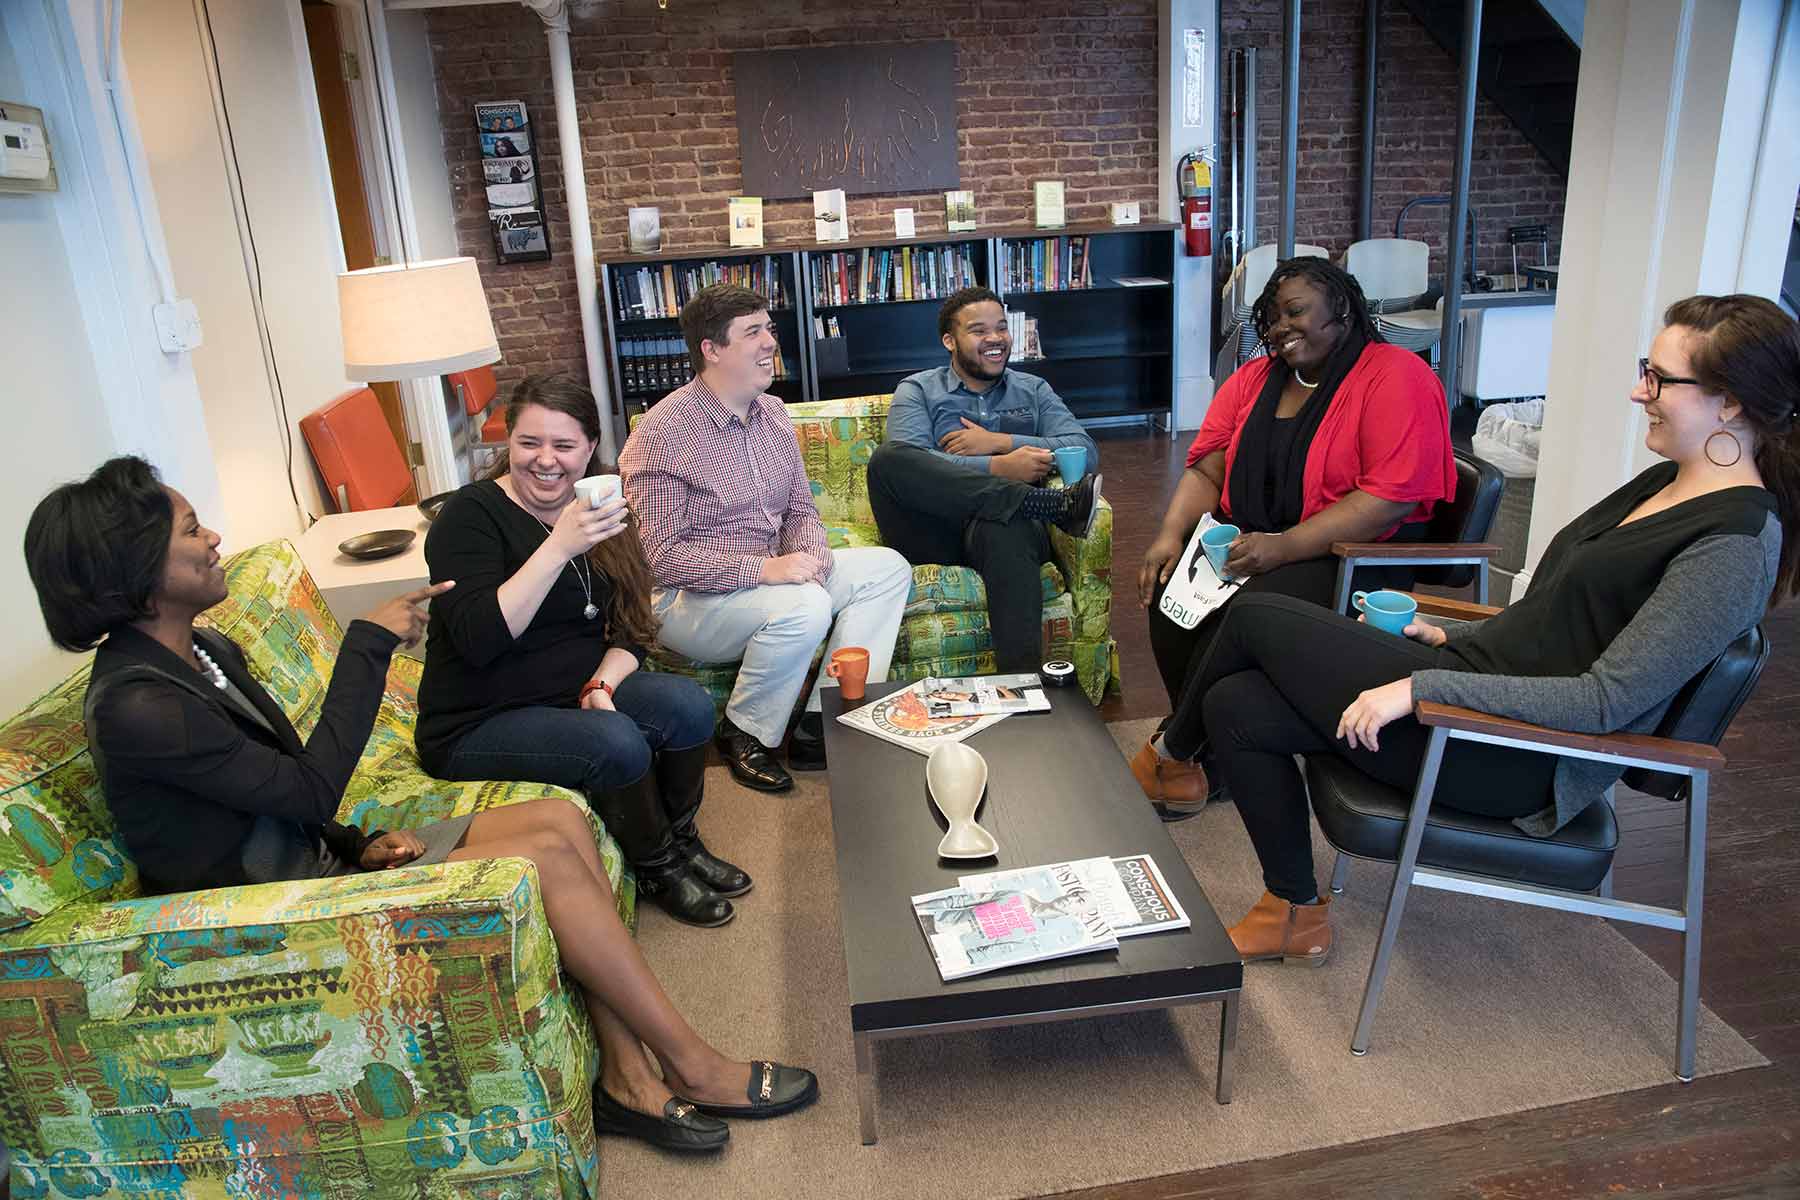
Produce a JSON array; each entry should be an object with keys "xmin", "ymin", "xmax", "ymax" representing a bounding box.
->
[
  {"xmin": 998, "ymin": 236, "xmax": 1095, "ymax": 294},
  {"xmin": 809, "ymin": 243, "xmax": 980, "ymax": 307},
  {"xmin": 617, "ymin": 336, "xmax": 788, "ymax": 397},
  {"xmin": 613, "ymin": 256, "xmax": 789, "ymax": 321}
]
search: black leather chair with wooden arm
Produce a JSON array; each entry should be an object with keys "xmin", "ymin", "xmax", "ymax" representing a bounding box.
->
[
  {"xmin": 1305, "ymin": 592, "xmax": 1770, "ymax": 1083},
  {"xmin": 1330, "ymin": 447, "xmax": 1505, "ymax": 609}
]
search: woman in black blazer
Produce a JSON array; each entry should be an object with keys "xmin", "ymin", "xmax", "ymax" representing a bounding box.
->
[{"xmin": 24, "ymin": 457, "xmax": 816, "ymax": 1153}]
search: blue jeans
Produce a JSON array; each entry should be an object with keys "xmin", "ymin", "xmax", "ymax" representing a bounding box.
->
[{"xmin": 440, "ymin": 670, "xmax": 715, "ymax": 798}]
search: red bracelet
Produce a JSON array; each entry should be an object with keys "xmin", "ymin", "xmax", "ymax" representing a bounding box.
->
[{"xmin": 580, "ymin": 679, "xmax": 613, "ymax": 702}]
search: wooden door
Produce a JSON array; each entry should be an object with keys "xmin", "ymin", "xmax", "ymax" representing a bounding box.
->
[{"xmin": 303, "ymin": 1, "xmax": 414, "ymax": 502}]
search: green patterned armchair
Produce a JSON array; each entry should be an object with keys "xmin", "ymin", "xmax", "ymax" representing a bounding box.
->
[
  {"xmin": 642, "ymin": 394, "xmax": 1119, "ymax": 703},
  {"xmin": 0, "ymin": 540, "xmax": 627, "ymax": 1200}
]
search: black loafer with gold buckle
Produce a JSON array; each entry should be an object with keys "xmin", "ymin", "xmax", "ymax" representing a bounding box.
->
[
  {"xmin": 592, "ymin": 1086, "xmax": 730, "ymax": 1151},
  {"xmin": 682, "ymin": 1060, "xmax": 820, "ymax": 1119}
]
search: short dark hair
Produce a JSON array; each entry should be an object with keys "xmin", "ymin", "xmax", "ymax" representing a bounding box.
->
[
  {"xmin": 680, "ymin": 284, "xmax": 769, "ymax": 373},
  {"xmin": 938, "ymin": 286, "xmax": 1004, "ymax": 338},
  {"xmin": 24, "ymin": 456, "xmax": 173, "ymax": 651}
]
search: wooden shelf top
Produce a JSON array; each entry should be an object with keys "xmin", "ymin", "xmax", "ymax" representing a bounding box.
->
[{"xmin": 596, "ymin": 220, "xmax": 1177, "ymax": 267}]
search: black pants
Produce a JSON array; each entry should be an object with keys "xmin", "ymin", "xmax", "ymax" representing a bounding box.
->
[
  {"xmin": 1147, "ymin": 525, "xmax": 1423, "ymax": 711},
  {"xmin": 1164, "ymin": 592, "xmax": 1555, "ymax": 904},
  {"xmin": 867, "ymin": 442, "xmax": 1053, "ymax": 672}
]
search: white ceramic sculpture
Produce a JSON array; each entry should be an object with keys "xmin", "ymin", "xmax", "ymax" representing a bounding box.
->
[{"xmin": 926, "ymin": 742, "xmax": 998, "ymax": 859}]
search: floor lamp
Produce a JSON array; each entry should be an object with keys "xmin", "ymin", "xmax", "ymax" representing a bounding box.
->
[{"xmin": 338, "ymin": 256, "xmax": 500, "ymax": 497}]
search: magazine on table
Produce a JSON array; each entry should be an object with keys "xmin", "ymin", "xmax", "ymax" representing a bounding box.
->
[
  {"xmin": 921, "ymin": 673, "xmax": 1051, "ymax": 717},
  {"xmin": 912, "ymin": 863, "xmax": 1118, "ymax": 981},
  {"xmin": 836, "ymin": 678, "xmax": 1013, "ymax": 755},
  {"xmin": 961, "ymin": 854, "xmax": 1190, "ymax": 938}
]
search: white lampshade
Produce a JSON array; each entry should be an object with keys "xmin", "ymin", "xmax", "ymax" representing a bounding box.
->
[{"xmin": 339, "ymin": 256, "xmax": 501, "ymax": 380}]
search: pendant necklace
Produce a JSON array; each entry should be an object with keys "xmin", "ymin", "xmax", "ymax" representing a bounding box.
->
[{"xmin": 534, "ymin": 515, "xmax": 599, "ymax": 620}]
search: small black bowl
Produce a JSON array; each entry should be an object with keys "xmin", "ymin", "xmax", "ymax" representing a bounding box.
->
[
  {"xmin": 338, "ymin": 529, "xmax": 417, "ymax": 561},
  {"xmin": 418, "ymin": 491, "xmax": 456, "ymax": 522}
]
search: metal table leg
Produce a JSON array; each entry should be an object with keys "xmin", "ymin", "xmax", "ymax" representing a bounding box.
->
[
  {"xmin": 856, "ymin": 1033, "xmax": 878, "ymax": 1145},
  {"xmin": 1215, "ymin": 990, "xmax": 1239, "ymax": 1103}
]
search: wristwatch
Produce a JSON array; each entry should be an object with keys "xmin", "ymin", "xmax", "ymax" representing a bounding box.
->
[{"xmin": 579, "ymin": 678, "xmax": 614, "ymax": 702}]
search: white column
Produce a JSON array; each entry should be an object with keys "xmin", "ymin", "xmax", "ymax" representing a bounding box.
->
[
  {"xmin": 1157, "ymin": 0, "xmax": 1218, "ymax": 432},
  {"xmin": 1520, "ymin": 0, "xmax": 1798, "ymax": 597}
]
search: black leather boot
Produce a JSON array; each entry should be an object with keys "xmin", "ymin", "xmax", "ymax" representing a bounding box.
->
[
  {"xmin": 592, "ymin": 771, "xmax": 734, "ymax": 928},
  {"xmin": 657, "ymin": 743, "xmax": 753, "ymax": 898}
]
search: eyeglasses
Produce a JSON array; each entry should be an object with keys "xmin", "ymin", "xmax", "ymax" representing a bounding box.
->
[{"xmin": 1638, "ymin": 357, "xmax": 1703, "ymax": 401}]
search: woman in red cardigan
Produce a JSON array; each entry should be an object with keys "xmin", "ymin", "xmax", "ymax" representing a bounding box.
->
[{"xmin": 1133, "ymin": 257, "xmax": 1456, "ymax": 819}]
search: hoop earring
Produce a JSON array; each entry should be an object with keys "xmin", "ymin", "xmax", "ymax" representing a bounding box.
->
[{"xmin": 1704, "ymin": 428, "xmax": 1743, "ymax": 468}]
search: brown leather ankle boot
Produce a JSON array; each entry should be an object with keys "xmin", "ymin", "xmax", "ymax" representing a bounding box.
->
[
  {"xmin": 1228, "ymin": 890, "xmax": 1332, "ymax": 965},
  {"xmin": 1130, "ymin": 741, "xmax": 1212, "ymax": 816}
]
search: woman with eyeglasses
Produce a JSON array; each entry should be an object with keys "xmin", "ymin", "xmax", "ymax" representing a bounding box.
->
[{"xmin": 1155, "ymin": 294, "xmax": 1799, "ymax": 967}]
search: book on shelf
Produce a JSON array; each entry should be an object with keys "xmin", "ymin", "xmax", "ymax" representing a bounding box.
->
[
  {"xmin": 1000, "ymin": 236, "xmax": 1094, "ymax": 293},
  {"xmin": 627, "ymin": 206, "xmax": 661, "ymax": 254},
  {"xmin": 611, "ymin": 256, "xmax": 788, "ymax": 320},
  {"xmin": 912, "ymin": 863, "xmax": 1119, "ymax": 982},
  {"xmin": 944, "ymin": 189, "xmax": 977, "ymax": 233},
  {"xmin": 813, "ymin": 189, "xmax": 848, "ymax": 242},
  {"xmin": 620, "ymin": 334, "xmax": 783, "ymax": 396},
  {"xmin": 728, "ymin": 196, "xmax": 763, "ymax": 247},
  {"xmin": 960, "ymin": 855, "xmax": 1191, "ymax": 939},
  {"xmin": 808, "ymin": 243, "xmax": 977, "ymax": 307},
  {"xmin": 893, "ymin": 207, "xmax": 916, "ymax": 238},
  {"xmin": 1006, "ymin": 311, "xmax": 1042, "ymax": 360},
  {"xmin": 1034, "ymin": 180, "xmax": 1066, "ymax": 228}
]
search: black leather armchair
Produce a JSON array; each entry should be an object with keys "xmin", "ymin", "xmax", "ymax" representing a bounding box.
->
[
  {"xmin": 1330, "ymin": 447, "xmax": 1505, "ymax": 609},
  {"xmin": 1307, "ymin": 593, "xmax": 1769, "ymax": 1082}
]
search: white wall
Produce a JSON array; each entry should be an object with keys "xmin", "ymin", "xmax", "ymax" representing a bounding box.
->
[
  {"xmin": 0, "ymin": 28, "xmax": 116, "ymax": 708},
  {"xmin": 126, "ymin": 0, "xmax": 363, "ymax": 544},
  {"xmin": 387, "ymin": 10, "xmax": 457, "ymax": 262}
]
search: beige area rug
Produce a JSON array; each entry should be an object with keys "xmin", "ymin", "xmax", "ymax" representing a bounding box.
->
[{"xmin": 605, "ymin": 718, "xmax": 1766, "ymax": 1200}]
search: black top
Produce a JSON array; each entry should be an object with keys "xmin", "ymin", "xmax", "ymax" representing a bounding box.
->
[
  {"xmin": 1262, "ymin": 415, "xmax": 1302, "ymax": 513},
  {"xmin": 416, "ymin": 480, "xmax": 643, "ymax": 771},
  {"xmin": 85, "ymin": 622, "xmax": 395, "ymax": 895},
  {"xmin": 1446, "ymin": 461, "xmax": 1779, "ymax": 681}
]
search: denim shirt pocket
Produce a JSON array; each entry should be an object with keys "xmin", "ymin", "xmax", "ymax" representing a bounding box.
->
[{"xmin": 986, "ymin": 402, "xmax": 1038, "ymax": 437}]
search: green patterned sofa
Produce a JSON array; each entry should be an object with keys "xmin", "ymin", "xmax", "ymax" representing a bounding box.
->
[
  {"xmin": 0, "ymin": 540, "xmax": 627, "ymax": 1200},
  {"xmin": 639, "ymin": 394, "xmax": 1119, "ymax": 703}
]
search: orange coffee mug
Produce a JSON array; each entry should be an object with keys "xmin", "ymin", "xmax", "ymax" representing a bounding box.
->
[{"xmin": 826, "ymin": 647, "xmax": 871, "ymax": 701}]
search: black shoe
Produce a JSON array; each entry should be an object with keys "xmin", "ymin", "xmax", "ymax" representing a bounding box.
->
[
  {"xmin": 592, "ymin": 1086, "xmax": 729, "ymax": 1152},
  {"xmin": 636, "ymin": 859, "xmax": 735, "ymax": 927},
  {"xmin": 788, "ymin": 712, "xmax": 827, "ymax": 772},
  {"xmin": 680, "ymin": 1060, "xmax": 820, "ymax": 1120},
  {"xmin": 1052, "ymin": 472, "xmax": 1103, "ymax": 539},
  {"xmin": 657, "ymin": 743, "xmax": 754, "ymax": 897},
  {"xmin": 715, "ymin": 717, "xmax": 794, "ymax": 792}
]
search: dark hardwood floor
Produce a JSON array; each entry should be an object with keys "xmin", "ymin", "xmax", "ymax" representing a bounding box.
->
[{"xmin": 1072, "ymin": 428, "xmax": 1800, "ymax": 1200}]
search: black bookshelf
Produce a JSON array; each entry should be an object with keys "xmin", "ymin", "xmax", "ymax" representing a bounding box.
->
[{"xmin": 595, "ymin": 223, "xmax": 1178, "ymax": 428}]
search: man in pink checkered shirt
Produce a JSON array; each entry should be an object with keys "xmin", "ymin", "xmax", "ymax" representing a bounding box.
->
[{"xmin": 621, "ymin": 285, "xmax": 911, "ymax": 793}]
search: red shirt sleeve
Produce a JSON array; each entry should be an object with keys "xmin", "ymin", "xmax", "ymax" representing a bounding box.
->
[
  {"xmin": 1186, "ymin": 357, "xmax": 1270, "ymax": 469},
  {"xmin": 1345, "ymin": 346, "xmax": 1456, "ymax": 510}
]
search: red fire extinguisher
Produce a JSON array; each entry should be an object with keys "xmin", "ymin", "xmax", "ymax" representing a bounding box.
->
[{"xmin": 1179, "ymin": 151, "xmax": 1212, "ymax": 258}]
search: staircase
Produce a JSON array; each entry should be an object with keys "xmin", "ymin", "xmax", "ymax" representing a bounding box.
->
[{"xmin": 1397, "ymin": 0, "xmax": 1580, "ymax": 177}]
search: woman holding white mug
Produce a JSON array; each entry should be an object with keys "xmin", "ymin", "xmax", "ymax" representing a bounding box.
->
[{"xmin": 417, "ymin": 375, "xmax": 748, "ymax": 929}]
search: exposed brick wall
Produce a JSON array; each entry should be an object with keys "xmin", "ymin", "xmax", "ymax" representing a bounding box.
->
[
  {"xmin": 1219, "ymin": 0, "xmax": 1565, "ymax": 292},
  {"xmin": 426, "ymin": 0, "xmax": 1161, "ymax": 386}
]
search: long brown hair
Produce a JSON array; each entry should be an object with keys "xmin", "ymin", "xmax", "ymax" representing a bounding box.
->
[
  {"xmin": 1664, "ymin": 295, "xmax": 1800, "ymax": 603},
  {"xmin": 484, "ymin": 374, "xmax": 660, "ymax": 645}
]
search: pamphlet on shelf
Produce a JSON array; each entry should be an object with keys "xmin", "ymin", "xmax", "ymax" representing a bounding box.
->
[
  {"xmin": 728, "ymin": 196, "xmax": 764, "ymax": 248},
  {"xmin": 813, "ymin": 189, "xmax": 848, "ymax": 242},
  {"xmin": 921, "ymin": 673, "xmax": 1050, "ymax": 717},
  {"xmin": 945, "ymin": 189, "xmax": 977, "ymax": 233},
  {"xmin": 1034, "ymin": 180, "xmax": 1066, "ymax": 228},
  {"xmin": 912, "ymin": 865, "xmax": 1118, "ymax": 981},
  {"xmin": 627, "ymin": 206, "xmax": 661, "ymax": 254},
  {"xmin": 893, "ymin": 207, "xmax": 916, "ymax": 238},
  {"xmin": 837, "ymin": 678, "xmax": 1016, "ymax": 755},
  {"xmin": 961, "ymin": 854, "xmax": 1191, "ymax": 938}
]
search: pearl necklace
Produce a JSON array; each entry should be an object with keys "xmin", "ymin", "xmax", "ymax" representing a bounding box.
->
[
  {"xmin": 533, "ymin": 515, "xmax": 599, "ymax": 620},
  {"xmin": 1293, "ymin": 369, "xmax": 1319, "ymax": 389},
  {"xmin": 193, "ymin": 643, "xmax": 228, "ymax": 690}
]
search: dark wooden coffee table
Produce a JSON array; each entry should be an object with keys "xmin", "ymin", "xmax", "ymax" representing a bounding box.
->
[{"xmin": 822, "ymin": 682, "xmax": 1243, "ymax": 1144}]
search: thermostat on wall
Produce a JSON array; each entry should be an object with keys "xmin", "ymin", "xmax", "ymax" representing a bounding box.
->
[{"xmin": 0, "ymin": 101, "xmax": 58, "ymax": 194}]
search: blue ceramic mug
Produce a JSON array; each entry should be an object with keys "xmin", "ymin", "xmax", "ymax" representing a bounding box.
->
[
  {"xmin": 1352, "ymin": 589, "xmax": 1419, "ymax": 635},
  {"xmin": 1053, "ymin": 445, "xmax": 1088, "ymax": 483}
]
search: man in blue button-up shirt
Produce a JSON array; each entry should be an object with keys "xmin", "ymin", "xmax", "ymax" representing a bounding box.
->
[{"xmin": 868, "ymin": 286, "xmax": 1101, "ymax": 672}]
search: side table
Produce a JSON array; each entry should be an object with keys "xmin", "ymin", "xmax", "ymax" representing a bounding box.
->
[{"xmin": 293, "ymin": 507, "xmax": 432, "ymax": 648}]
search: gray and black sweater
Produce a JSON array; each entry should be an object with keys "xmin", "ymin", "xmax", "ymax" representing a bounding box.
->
[{"xmin": 1412, "ymin": 461, "xmax": 1781, "ymax": 836}]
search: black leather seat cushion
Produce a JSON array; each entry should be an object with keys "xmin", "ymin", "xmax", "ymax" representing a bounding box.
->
[{"xmin": 1305, "ymin": 753, "xmax": 1618, "ymax": 893}]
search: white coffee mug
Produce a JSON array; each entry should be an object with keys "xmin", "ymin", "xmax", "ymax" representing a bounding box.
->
[{"xmin": 574, "ymin": 474, "xmax": 621, "ymax": 509}]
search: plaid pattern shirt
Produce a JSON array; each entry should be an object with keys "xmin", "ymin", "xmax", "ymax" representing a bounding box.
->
[{"xmin": 620, "ymin": 377, "xmax": 832, "ymax": 594}]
